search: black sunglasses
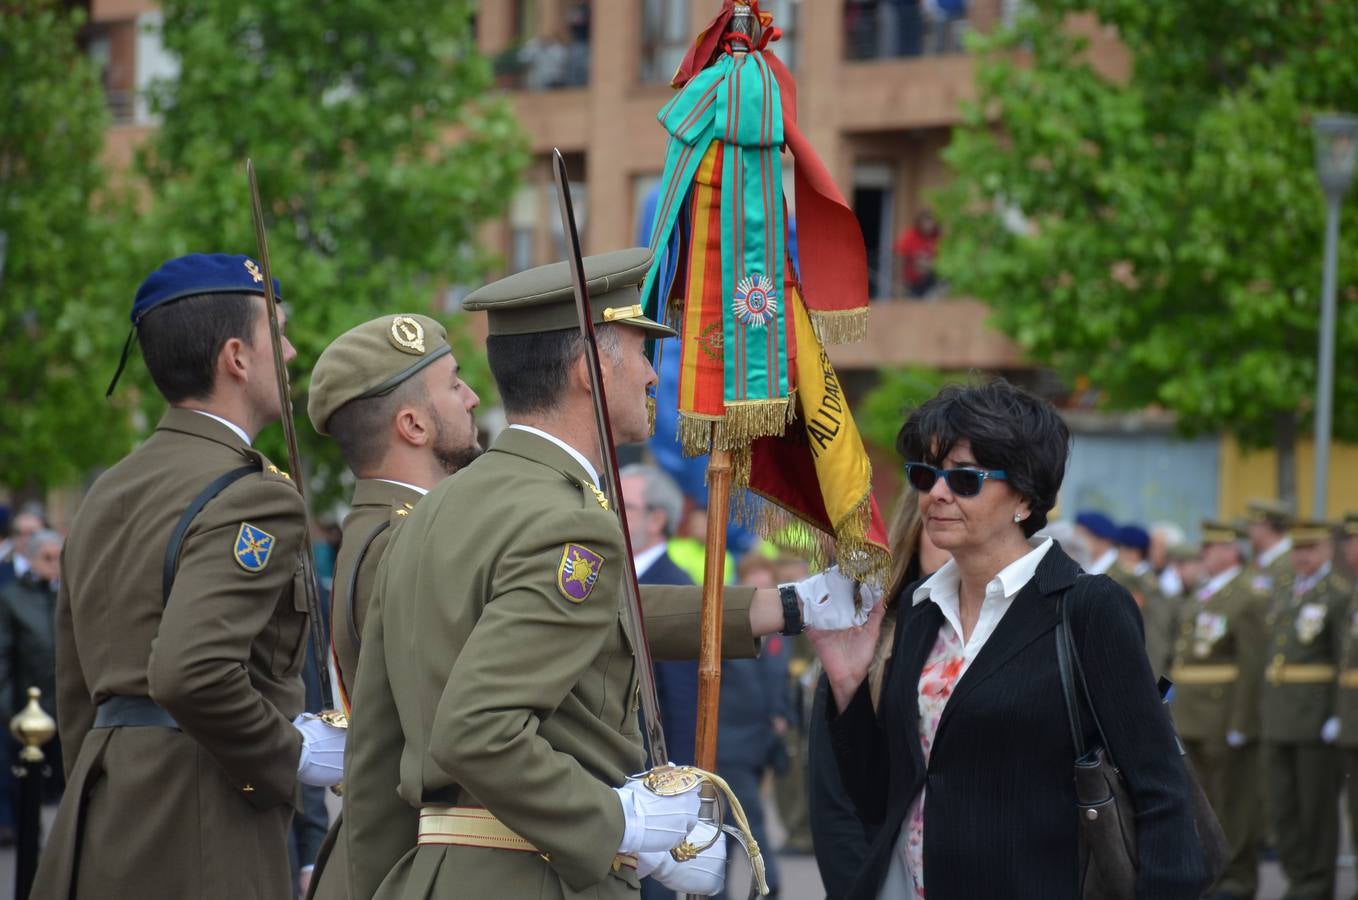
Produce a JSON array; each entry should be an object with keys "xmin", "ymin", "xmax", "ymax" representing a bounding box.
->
[{"xmin": 904, "ymin": 462, "xmax": 1008, "ymax": 498}]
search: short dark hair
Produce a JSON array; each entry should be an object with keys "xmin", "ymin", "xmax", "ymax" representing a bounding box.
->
[
  {"xmin": 487, "ymin": 324, "xmax": 620, "ymax": 417},
  {"xmin": 326, "ymin": 374, "xmax": 430, "ymax": 474},
  {"xmin": 137, "ymin": 292, "xmax": 259, "ymax": 403},
  {"xmin": 896, "ymin": 379, "xmax": 1070, "ymax": 538}
]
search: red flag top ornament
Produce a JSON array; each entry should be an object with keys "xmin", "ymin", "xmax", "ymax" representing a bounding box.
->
[{"xmin": 639, "ymin": 0, "xmax": 889, "ymax": 581}]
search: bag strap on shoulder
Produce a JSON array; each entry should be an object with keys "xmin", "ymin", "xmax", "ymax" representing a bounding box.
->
[
  {"xmin": 1056, "ymin": 574, "xmax": 1118, "ymax": 768},
  {"xmin": 162, "ymin": 463, "xmax": 261, "ymax": 606}
]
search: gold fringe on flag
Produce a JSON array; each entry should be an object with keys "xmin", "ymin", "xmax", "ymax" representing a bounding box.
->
[
  {"xmin": 808, "ymin": 308, "xmax": 870, "ymax": 345},
  {"xmin": 675, "ymin": 394, "xmax": 797, "ymax": 458}
]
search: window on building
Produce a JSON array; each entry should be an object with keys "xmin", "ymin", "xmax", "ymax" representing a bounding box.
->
[
  {"xmin": 843, "ymin": 0, "xmax": 977, "ymax": 61},
  {"xmin": 134, "ymin": 12, "xmax": 180, "ymax": 125},
  {"xmin": 760, "ymin": 0, "xmax": 800, "ymax": 71},
  {"xmin": 852, "ymin": 162, "xmax": 896, "ymax": 300},
  {"xmin": 508, "ymin": 184, "xmax": 539, "ymax": 274},
  {"xmin": 640, "ymin": 0, "xmax": 691, "ymax": 85},
  {"xmin": 83, "ymin": 19, "xmax": 138, "ymax": 123}
]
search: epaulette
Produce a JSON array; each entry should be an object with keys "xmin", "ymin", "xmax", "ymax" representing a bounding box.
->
[
  {"xmin": 392, "ymin": 500, "xmax": 415, "ymax": 523},
  {"xmin": 567, "ymin": 474, "xmax": 610, "ymax": 512}
]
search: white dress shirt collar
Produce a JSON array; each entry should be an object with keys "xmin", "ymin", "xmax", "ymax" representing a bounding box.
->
[
  {"xmin": 375, "ymin": 478, "xmax": 429, "ymax": 496},
  {"xmin": 507, "ymin": 424, "xmax": 601, "ymax": 489},
  {"xmin": 192, "ymin": 410, "xmax": 252, "ymax": 446},
  {"xmin": 1199, "ymin": 564, "xmax": 1242, "ymax": 600},
  {"xmin": 633, "ymin": 542, "xmax": 667, "ymax": 578},
  {"xmin": 911, "ymin": 537, "xmax": 1054, "ymax": 676},
  {"xmin": 1088, "ymin": 546, "xmax": 1118, "ymax": 575},
  {"xmin": 1257, "ymin": 536, "xmax": 1292, "ymax": 570}
]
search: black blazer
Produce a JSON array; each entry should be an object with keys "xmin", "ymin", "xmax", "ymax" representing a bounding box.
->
[{"xmin": 829, "ymin": 543, "xmax": 1210, "ymax": 900}]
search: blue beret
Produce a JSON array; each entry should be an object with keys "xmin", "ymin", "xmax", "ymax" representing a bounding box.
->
[
  {"xmin": 132, "ymin": 253, "xmax": 282, "ymax": 325},
  {"xmin": 1115, "ymin": 524, "xmax": 1151, "ymax": 553},
  {"xmin": 1075, "ymin": 510, "xmax": 1117, "ymax": 541}
]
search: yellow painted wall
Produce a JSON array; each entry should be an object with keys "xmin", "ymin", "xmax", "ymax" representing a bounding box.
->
[{"xmin": 1218, "ymin": 436, "xmax": 1358, "ymax": 519}]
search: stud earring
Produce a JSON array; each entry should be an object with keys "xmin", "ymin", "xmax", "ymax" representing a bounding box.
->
[{"xmin": 1013, "ymin": 513, "xmax": 1024, "ymax": 523}]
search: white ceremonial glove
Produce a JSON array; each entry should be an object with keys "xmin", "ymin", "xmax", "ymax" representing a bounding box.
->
[
  {"xmin": 637, "ymin": 822, "xmax": 726, "ymax": 896},
  {"xmin": 1225, "ymin": 729, "xmax": 1247, "ymax": 749},
  {"xmin": 294, "ymin": 714, "xmax": 346, "ymax": 787},
  {"xmin": 1322, "ymin": 716, "xmax": 1342, "ymax": 744},
  {"xmin": 790, "ymin": 565, "xmax": 882, "ymax": 631},
  {"xmin": 614, "ymin": 777, "xmax": 702, "ymax": 855}
]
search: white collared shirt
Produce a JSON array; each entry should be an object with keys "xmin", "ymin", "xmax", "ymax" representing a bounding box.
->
[
  {"xmin": 911, "ymin": 537, "xmax": 1054, "ymax": 679},
  {"xmin": 1257, "ymin": 536, "xmax": 1292, "ymax": 570},
  {"xmin": 376, "ymin": 478, "xmax": 429, "ymax": 497},
  {"xmin": 507, "ymin": 424, "xmax": 601, "ymax": 489},
  {"xmin": 1088, "ymin": 547, "xmax": 1118, "ymax": 575},
  {"xmin": 1293, "ymin": 561, "xmax": 1331, "ymax": 598},
  {"xmin": 633, "ymin": 542, "xmax": 667, "ymax": 579},
  {"xmin": 192, "ymin": 410, "xmax": 252, "ymax": 446},
  {"xmin": 1197, "ymin": 565, "xmax": 1241, "ymax": 601}
]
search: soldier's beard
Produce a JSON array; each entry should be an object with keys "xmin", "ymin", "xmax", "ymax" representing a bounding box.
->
[{"xmin": 432, "ymin": 414, "xmax": 482, "ymax": 476}]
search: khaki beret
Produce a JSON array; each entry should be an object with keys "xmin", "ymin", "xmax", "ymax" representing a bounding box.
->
[
  {"xmin": 307, "ymin": 314, "xmax": 451, "ymax": 435},
  {"xmin": 462, "ymin": 247, "xmax": 677, "ymax": 338},
  {"xmin": 1289, "ymin": 519, "xmax": 1335, "ymax": 546},
  {"xmin": 1200, "ymin": 520, "xmax": 1243, "ymax": 545},
  {"xmin": 1245, "ymin": 498, "xmax": 1293, "ymax": 528}
]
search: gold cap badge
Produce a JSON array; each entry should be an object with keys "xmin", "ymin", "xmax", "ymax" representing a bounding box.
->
[
  {"xmin": 390, "ymin": 316, "xmax": 426, "ymax": 355},
  {"xmin": 244, "ymin": 259, "xmax": 264, "ymax": 283}
]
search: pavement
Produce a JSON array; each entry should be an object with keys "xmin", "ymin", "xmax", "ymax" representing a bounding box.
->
[{"xmin": 3, "ymin": 802, "xmax": 1355, "ymax": 899}]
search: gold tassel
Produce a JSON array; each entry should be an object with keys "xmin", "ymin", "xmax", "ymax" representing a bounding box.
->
[
  {"xmin": 677, "ymin": 413, "xmax": 720, "ymax": 457},
  {"xmin": 646, "ymin": 396, "xmax": 657, "ymax": 438},
  {"xmin": 808, "ymin": 308, "xmax": 869, "ymax": 345},
  {"xmin": 712, "ymin": 395, "xmax": 796, "ymax": 449}
]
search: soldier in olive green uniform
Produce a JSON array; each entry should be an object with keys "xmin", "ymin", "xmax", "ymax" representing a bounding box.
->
[
  {"xmin": 1260, "ymin": 521, "xmax": 1347, "ymax": 900},
  {"xmin": 1247, "ymin": 498, "xmax": 1294, "ymax": 596},
  {"xmin": 343, "ymin": 249, "xmax": 865, "ymax": 900},
  {"xmin": 1169, "ymin": 521, "xmax": 1268, "ymax": 900},
  {"xmin": 303, "ymin": 314, "xmax": 482, "ymax": 900},
  {"xmin": 33, "ymin": 255, "xmax": 345, "ymax": 900},
  {"xmin": 1336, "ymin": 514, "xmax": 1358, "ymax": 900},
  {"xmin": 1110, "ymin": 523, "xmax": 1176, "ymax": 679}
]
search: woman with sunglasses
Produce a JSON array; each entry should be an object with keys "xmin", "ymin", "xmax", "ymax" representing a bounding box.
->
[{"xmin": 809, "ymin": 380, "xmax": 1209, "ymax": 899}]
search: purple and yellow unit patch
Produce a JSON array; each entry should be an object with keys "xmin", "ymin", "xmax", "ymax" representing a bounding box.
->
[{"xmin": 557, "ymin": 543, "xmax": 605, "ymax": 603}]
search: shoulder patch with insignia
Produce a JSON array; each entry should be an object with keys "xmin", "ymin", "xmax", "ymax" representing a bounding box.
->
[
  {"xmin": 557, "ymin": 543, "xmax": 605, "ymax": 603},
  {"xmin": 234, "ymin": 522, "xmax": 276, "ymax": 573}
]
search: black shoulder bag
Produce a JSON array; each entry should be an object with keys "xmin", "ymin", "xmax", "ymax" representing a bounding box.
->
[{"xmin": 1056, "ymin": 578, "xmax": 1230, "ymax": 899}]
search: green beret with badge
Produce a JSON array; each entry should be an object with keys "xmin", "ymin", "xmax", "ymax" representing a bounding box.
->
[
  {"xmin": 1200, "ymin": 520, "xmax": 1243, "ymax": 545},
  {"xmin": 462, "ymin": 247, "xmax": 676, "ymax": 338},
  {"xmin": 307, "ymin": 313, "xmax": 451, "ymax": 435}
]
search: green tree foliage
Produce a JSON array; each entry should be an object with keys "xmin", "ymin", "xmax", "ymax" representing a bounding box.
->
[
  {"xmin": 0, "ymin": 0, "xmax": 134, "ymax": 492},
  {"xmin": 937, "ymin": 1, "xmax": 1358, "ymax": 476},
  {"xmin": 858, "ymin": 365, "xmax": 961, "ymax": 453},
  {"xmin": 128, "ymin": 0, "xmax": 527, "ymax": 499}
]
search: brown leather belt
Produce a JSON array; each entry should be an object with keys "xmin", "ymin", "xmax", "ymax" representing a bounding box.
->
[
  {"xmin": 417, "ymin": 806, "xmax": 638, "ymax": 871},
  {"xmin": 1170, "ymin": 664, "xmax": 1240, "ymax": 685}
]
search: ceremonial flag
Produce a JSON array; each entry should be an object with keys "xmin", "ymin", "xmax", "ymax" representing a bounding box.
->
[{"xmin": 640, "ymin": 0, "xmax": 888, "ymax": 580}]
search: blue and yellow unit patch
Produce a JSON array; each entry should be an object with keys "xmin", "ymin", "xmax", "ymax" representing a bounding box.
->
[
  {"xmin": 234, "ymin": 522, "xmax": 276, "ymax": 573},
  {"xmin": 557, "ymin": 543, "xmax": 604, "ymax": 603}
]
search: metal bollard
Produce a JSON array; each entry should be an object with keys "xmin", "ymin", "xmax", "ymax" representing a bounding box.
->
[{"xmin": 9, "ymin": 687, "xmax": 56, "ymax": 900}]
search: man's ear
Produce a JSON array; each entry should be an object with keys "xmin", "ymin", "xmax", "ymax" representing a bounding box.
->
[
  {"xmin": 217, "ymin": 336, "xmax": 249, "ymax": 385},
  {"xmin": 393, "ymin": 405, "xmax": 430, "ymax": 448},
  {"xmin": 572, "ymin": 348, "xmax": 594, "ymax": 396}
]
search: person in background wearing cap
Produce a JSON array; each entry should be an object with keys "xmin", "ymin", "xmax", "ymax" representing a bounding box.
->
[
  {"xmin": 302, "ymin": 314, "xmax": 481, "ymax": 900},
  {"xmin": 1247, "ymin": 498, "xmax": 1294, "ymax": 595},
  {"xmin": 1336, "ymin": 513, "xmax": 1358, "ymax": 895},
  {"xmin": 1110, "ymin": 523, "xmax": 1176, "ymax": 679},
  {"xmin": 1259, "ymin": 520, "xmax": 1347, "ymax": 900},
  {"xmin": 1074, "ymin": 510, "xmax": 1119, "ymax": 574},
  {"xmin": 342, "ymin": 248, "xmax": 874, "ymax": 900},
  {"xmin": 32, "ymin": 254, "xmax": 346, "ymax": 900},
  {"xmin": 1168, "ymin": 521, "xmax": 1267, "ymax": 900}
]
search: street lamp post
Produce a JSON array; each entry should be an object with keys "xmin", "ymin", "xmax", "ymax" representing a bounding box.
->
[{"xmin": 1311, "ymin": 114, "xmax": 1358, "ymax": 519}]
